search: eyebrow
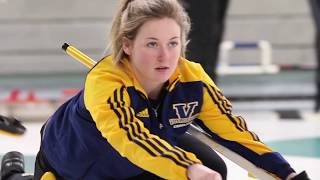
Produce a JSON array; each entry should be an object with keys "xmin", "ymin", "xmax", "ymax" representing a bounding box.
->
[{"xmin": 146, "ymin": 36, "xmax": 180, "ymax": 40}]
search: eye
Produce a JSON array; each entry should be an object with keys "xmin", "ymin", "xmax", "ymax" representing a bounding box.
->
[
  {"xmin": 146, "ymin": 42, "xmax": 158, "ymax": 48},
  {"xmin": 168, "ymin": 41, "xmax": 178, "ymax": 48}
]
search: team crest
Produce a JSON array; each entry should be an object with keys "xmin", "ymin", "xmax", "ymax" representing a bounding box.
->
[{"xmin": 169, "ymin": 101, "xmax": 199, "ymax": 128}]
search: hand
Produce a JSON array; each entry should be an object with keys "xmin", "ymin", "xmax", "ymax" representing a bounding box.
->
[
  {"xmin": 287, "ymin": 171, "xmax": 311, "ymax": 180},
  {"xmin": 187, "ymin": 164, "xmax": 222, "ymax": 180},
  {"xmin": 286, "ymin": 172, "xmax": 297, "ymax": 180}
]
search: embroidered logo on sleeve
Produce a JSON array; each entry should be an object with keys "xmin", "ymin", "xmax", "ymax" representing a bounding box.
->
[
  {"xmin": 169, "ymin": 102, "xmax": 199, "ymax": 128},
  {"xmin": 136, "ymin": 108, "xmax": 149, "ymax": 118}
]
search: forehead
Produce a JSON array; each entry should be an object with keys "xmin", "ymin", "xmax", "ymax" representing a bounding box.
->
[{"xmin": 135, "ymin": 18, "xmax": 181, "ymax": 39}]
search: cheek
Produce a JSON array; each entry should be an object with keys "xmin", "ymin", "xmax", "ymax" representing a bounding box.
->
[
  {"xmin": 141, "ymin": 50, "xmax": 155, "ymax": 59},
  {"xmin": 170, "ymin": 50, "xmax": 181, "ymax": 63},
  {"xmin": 132, "ymin": 49, "xmax": 154, "ymax": 66},
  {"xmin": 170, "ymin": 45, "xmax": 181, "ymax": 57}
]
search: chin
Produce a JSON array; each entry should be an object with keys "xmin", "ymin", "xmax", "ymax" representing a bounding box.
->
[{"xmin": 154, "ymin": 76, "xmax": 170, "ymax": 83}]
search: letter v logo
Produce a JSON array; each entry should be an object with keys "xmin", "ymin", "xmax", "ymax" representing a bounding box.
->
[{"xmin": 173, "ymin": 102, "xmax": 198, "ymax": 118}]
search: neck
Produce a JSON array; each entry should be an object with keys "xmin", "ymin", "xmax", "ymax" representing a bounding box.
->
[
  {"xmin": 143, "ymin": 82, "xmax": 164, "ymax": 100},
  {"xmin": 129, "ymin": 63, "xmax": 165, "ymax": 99}
]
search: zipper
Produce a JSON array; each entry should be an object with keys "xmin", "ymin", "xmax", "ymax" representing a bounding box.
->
[
  {"xmin": 135, "ymin": 78, "xmax": 180, "ymax": 131},
  {"xmin": 136, "ymin": 90, "xmax": 164, "ymax": 130}
]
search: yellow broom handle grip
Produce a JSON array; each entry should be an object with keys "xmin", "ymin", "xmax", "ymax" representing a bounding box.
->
[{"xmin": 62, "ymin": 43, "xmax": 96, "ymax": 69}]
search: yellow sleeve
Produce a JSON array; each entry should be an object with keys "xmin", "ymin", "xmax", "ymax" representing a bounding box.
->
[
  {"xmin": 84, "ymin": 83, "xmax": 200, "ymax": 179},
  {"xmin": 198, "ymin": 84, "xmax": 272, "ymax": 155},
  {"xmin": 193, "ymin": 65, "xmax": 294, "ymax": 179}
]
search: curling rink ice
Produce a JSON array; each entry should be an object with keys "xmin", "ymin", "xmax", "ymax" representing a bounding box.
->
[{"xmin": 1, "ymin": 112, "xmax": 320, "ymax": 180}]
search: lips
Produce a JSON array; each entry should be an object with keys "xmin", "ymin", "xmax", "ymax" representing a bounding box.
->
[{"xmin": 155, "ymin": 66, "xmax": 169, "ymax": 70}]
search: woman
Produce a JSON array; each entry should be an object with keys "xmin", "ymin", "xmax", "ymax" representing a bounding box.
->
[{"xmin": 34, "ymin": 0, "xmax": 299, "ymax": 179}]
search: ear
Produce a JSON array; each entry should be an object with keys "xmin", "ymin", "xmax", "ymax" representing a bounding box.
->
[{"xmin": 122, "ymin": 37, "xmax": 132, "ymax": 56}]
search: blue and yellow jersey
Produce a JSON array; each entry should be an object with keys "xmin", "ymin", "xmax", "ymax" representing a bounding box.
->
[{"xmin": 42, "ymin": 56, "xmax": 294, "ymax": 179}]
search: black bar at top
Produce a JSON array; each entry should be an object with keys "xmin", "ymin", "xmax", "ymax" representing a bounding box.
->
[{"xmin": 62, "ymin": 43, "xmax": 70, "ymax": 51}]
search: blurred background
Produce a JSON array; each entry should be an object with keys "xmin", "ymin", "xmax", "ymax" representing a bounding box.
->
[{"xmin": 0, "ymin": 0, "xmax": 319, "ymax": 179}]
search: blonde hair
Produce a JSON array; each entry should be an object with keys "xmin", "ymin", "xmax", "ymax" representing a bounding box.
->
[{"xmin": 109, "ymin": 0, "xmax": 190, "ymax": 64}]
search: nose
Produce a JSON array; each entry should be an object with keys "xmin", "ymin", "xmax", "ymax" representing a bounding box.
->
[{"xmin": 158, "ymin": 45, "xmax": 169, "ymax": 62}]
